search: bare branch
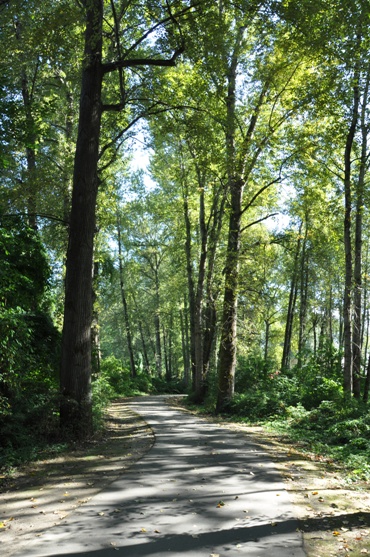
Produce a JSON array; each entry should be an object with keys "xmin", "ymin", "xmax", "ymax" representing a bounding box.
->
[{"xmin": 240, "ymin": 213, "xmax": 279, "ymax": 233}]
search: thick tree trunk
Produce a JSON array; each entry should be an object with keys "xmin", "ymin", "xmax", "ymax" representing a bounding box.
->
[
  {"xmin": 60, "ymin": 0, "xmax": 103, "ymax": 438},
  {"xmin": 363, "ymin": 353, "xmax": 370, "ymax": 403},
  {"xmin": 216, "ymin": 179, "xmax": 243, "ymax": 412}
]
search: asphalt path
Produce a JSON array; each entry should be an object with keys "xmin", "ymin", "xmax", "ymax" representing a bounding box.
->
[{"xmin": 12, "ymin": 395, "xmax": 306, "ymax": 557}]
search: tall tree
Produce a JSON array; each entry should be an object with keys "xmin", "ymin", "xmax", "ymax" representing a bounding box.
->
[{"xmin": 60, "ymin": 0, "xmax": 191, "ymax": 437}]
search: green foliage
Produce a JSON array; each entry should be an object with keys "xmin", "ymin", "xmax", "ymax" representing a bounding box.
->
[
  {"xmin": 0, "ymin": 219, "xmax": 61, "ymax": 469},
  {"xmin": 274, "ymin": 399, "xmax": 370, "ymax": 480},
  {"xmin": 230, "ymin": 354, "xmax": 299, "ymax": 419},
  {"xmin": 98, "ymin": 356, "xmax": 152, "ymax": 397}
]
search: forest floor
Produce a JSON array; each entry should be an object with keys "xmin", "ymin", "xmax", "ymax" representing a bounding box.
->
[{"xmin": 0, "ymin": 396, "xmax": 370, "ymax": 557}]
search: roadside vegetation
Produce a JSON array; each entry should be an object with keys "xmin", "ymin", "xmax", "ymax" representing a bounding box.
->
[{"xmin": 2, "ymin": 0, "xmax": 370, "ymax": 487}]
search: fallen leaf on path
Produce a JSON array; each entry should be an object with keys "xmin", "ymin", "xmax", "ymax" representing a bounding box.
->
[
  {"xmin": 98, "ymin": 512, "xmax": 105, "ymax": 516},
  {"xmin": 332, "ymin": 531, "xmax": 340, "ymax": 536},
  {"xmin": 210, "ymin": 554, "xmax": 220, "ymax": 557},
  {"xmin": 141, "ymin": 528, "xmax": 147, "ymax": 533},
  {"xmin": 0, "ymin": 522, "xmax": 6, "ymax": 528}
]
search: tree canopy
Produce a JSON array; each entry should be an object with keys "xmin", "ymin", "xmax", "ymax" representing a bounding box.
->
[{"xmin": 2, "ymin": 0, "xmax": 370, "ymax": 474}]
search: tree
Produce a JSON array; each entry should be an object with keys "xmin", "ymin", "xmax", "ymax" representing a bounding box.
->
[{"xmin": 60, "ymin": 0, "xmax": 193, "ymax": 437}]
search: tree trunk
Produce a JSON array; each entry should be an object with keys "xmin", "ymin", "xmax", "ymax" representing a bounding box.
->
[
  {"xmin": 353, "ymin": 66, "xmax": 370, "ymax": 398},
  {"xmin": 297, "ymin": 221, "xmax": 309, "ymax": 367},
  {"xmin": 363, "ymin": 353, "xmax": 370, "ymax": 403},
  {"xmin": 216, "ymin": 178, "xmax": 243, "ymax": 412},
  {"xmin": 60, "ymin": 0, "xmax": 103, "ymax": 438},
  {"xmin": 343, "ymin": 63, "xmax": 360, "ymax": 396},
  {"xmin": 138, "ymin": 320, "xmax": 151, "ymax": 373},
  {"xmin": 281, "ymin": 225, "xmax": 302, "ymax": 371},
  {"xmin": 117, "ymin": 216, "xmax": 136, "ymax": 378},
  {"xmin": 182, "ymin": 181, "xmax": 196, "ymax": 388},
  {"xmin": 202, "ymin": 180, "xmax": 227, "ymax": 389},
  {"xmin": 15, "ymin": 19, "xmax": 38, "ymax": 230},
  {"xmin": 193, "ymin": 180, "xmax": 208, "ymax": 401},
  {"xmin": 154, "ymin": 261, "xmax": 162, "ymax": 377}
]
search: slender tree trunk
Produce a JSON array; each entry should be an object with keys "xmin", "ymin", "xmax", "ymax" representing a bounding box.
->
[
  {"xmin": 60, "ymin": 0, "xmax": 103, "ymax": 438},
  {"xmin": 154, "ymin": 263, "xmax": 162, "ymax": 377},
  {"xmin": 163, "ymin": 324, "xmax": 171, "ymax": 381},
  {"xmin": 353, "ymin": 66, "xmax": 370, "ymax": 398},
  {"xmin": 91, "ymin": 261, "xmax": 101, "ymax": 375},
  {"xmin": 264, "ymin": 319, "xmax": 270, "ymax": 363},
  {"xmin": 297, "ymin": 221, "xmax": 309, "ymax": 367},
  {"xmin": 138, "ymin": 319, "xmax": 151, "ymax": 373},
  {"xmin": 281, "ymin": 225, "xmax": 302, "ymax": 371},
  {"xmin": 193, "ymin": 179, "xmax": 208, "ymax": 401},
  {"xmin": 15, "ymin": 19, "xmax": 38, "ymax": 230},
  {"xmin": 62, "ymin": 86, "xmax": 74, "ymax": 225},
  {"xmin": 117, "ymin": 216, "xmax": 136, "ymax": 378},
  {"xmin": 182, "ymin": 180, "xmax": 196, "ymax": 387},
  {"xmin": 181, "ymin": 296, "xmax": 191, "ymax": 386},
  {"xmin": 343, "ymin": 63, "xmax": 360, "ymax": 396},
  {"xmin": 202, "ymin": 180, "xmax": 226, "ymax": 387},
  {"xmin": 180, "ymin": 309, "xmax": 187, "ymax": 384}
]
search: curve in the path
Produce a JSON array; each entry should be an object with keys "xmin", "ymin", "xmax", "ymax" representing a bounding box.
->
[{"xmin": 13, "ymin": 395, "xmax": 306, "ymax": 557}]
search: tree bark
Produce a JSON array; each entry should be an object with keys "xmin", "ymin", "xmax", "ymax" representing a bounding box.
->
[
  {"xmin": 352, "ymin": 65, "xmax": 370, "ymax": 398},
  {"xmin": 297, "ymin": 220, "xmax": 309, "ymax": 367},
  {"xmin": 60, "ymin": 0, "xmax": 103, "ymax": 438},
  {"xmin": 281, "ymin": 225, "xmax": 302, "ymax": 371},
  {"xmin": 343, "ymin": 63, "xmax": 360, "ymax": 396},
  {"xmin": 182, "ymin": 179, "xmax": 196, "ymax": 388},
  {"xmin": 216, "ymin": 178, "xmax": 243, "ymax": 411},
  {"xmin": 117, "ymin": 216, "xmax": 137, "ymax": 378}
]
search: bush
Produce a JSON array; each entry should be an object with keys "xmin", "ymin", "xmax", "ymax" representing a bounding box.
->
[
  {"xmin": 98, "ymin": 356, "xmax": 153, "ymax": 397},
  {"xmin": 229, "ymin": 391, "xmax": 287, "ymax": 420}
]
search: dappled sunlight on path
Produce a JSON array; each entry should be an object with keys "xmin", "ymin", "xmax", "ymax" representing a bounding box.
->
[{"xmin": 9, "ymin": 395, "xmax": 305, "ymax": 557}]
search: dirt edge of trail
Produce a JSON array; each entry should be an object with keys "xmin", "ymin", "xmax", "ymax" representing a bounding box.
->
[
  {"xmin": 168, "ymin": 397, "xmax": 370, "ymax": 557},
  {"xmin": 1, "ymin": 395, "xmax": 370, "ymax": 557},
  {"xmin": 0, "ymin": 399, "xmax": 154, "ymax": 557}
]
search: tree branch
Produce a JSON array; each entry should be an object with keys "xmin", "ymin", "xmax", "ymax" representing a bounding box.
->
[{"xmin": 240, "ymin": 213, "xmax": 279, "ymax": 233}]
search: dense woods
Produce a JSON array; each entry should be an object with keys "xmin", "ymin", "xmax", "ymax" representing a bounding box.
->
[{"xmin": 2, "ymin": 0, "xmax": 370, "ymax": 476}]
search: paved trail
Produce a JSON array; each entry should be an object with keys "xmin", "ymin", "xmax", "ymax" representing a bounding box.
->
[{"xmin": 13, "ymin": 396, "xmax": 306, "ymax": 556}]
